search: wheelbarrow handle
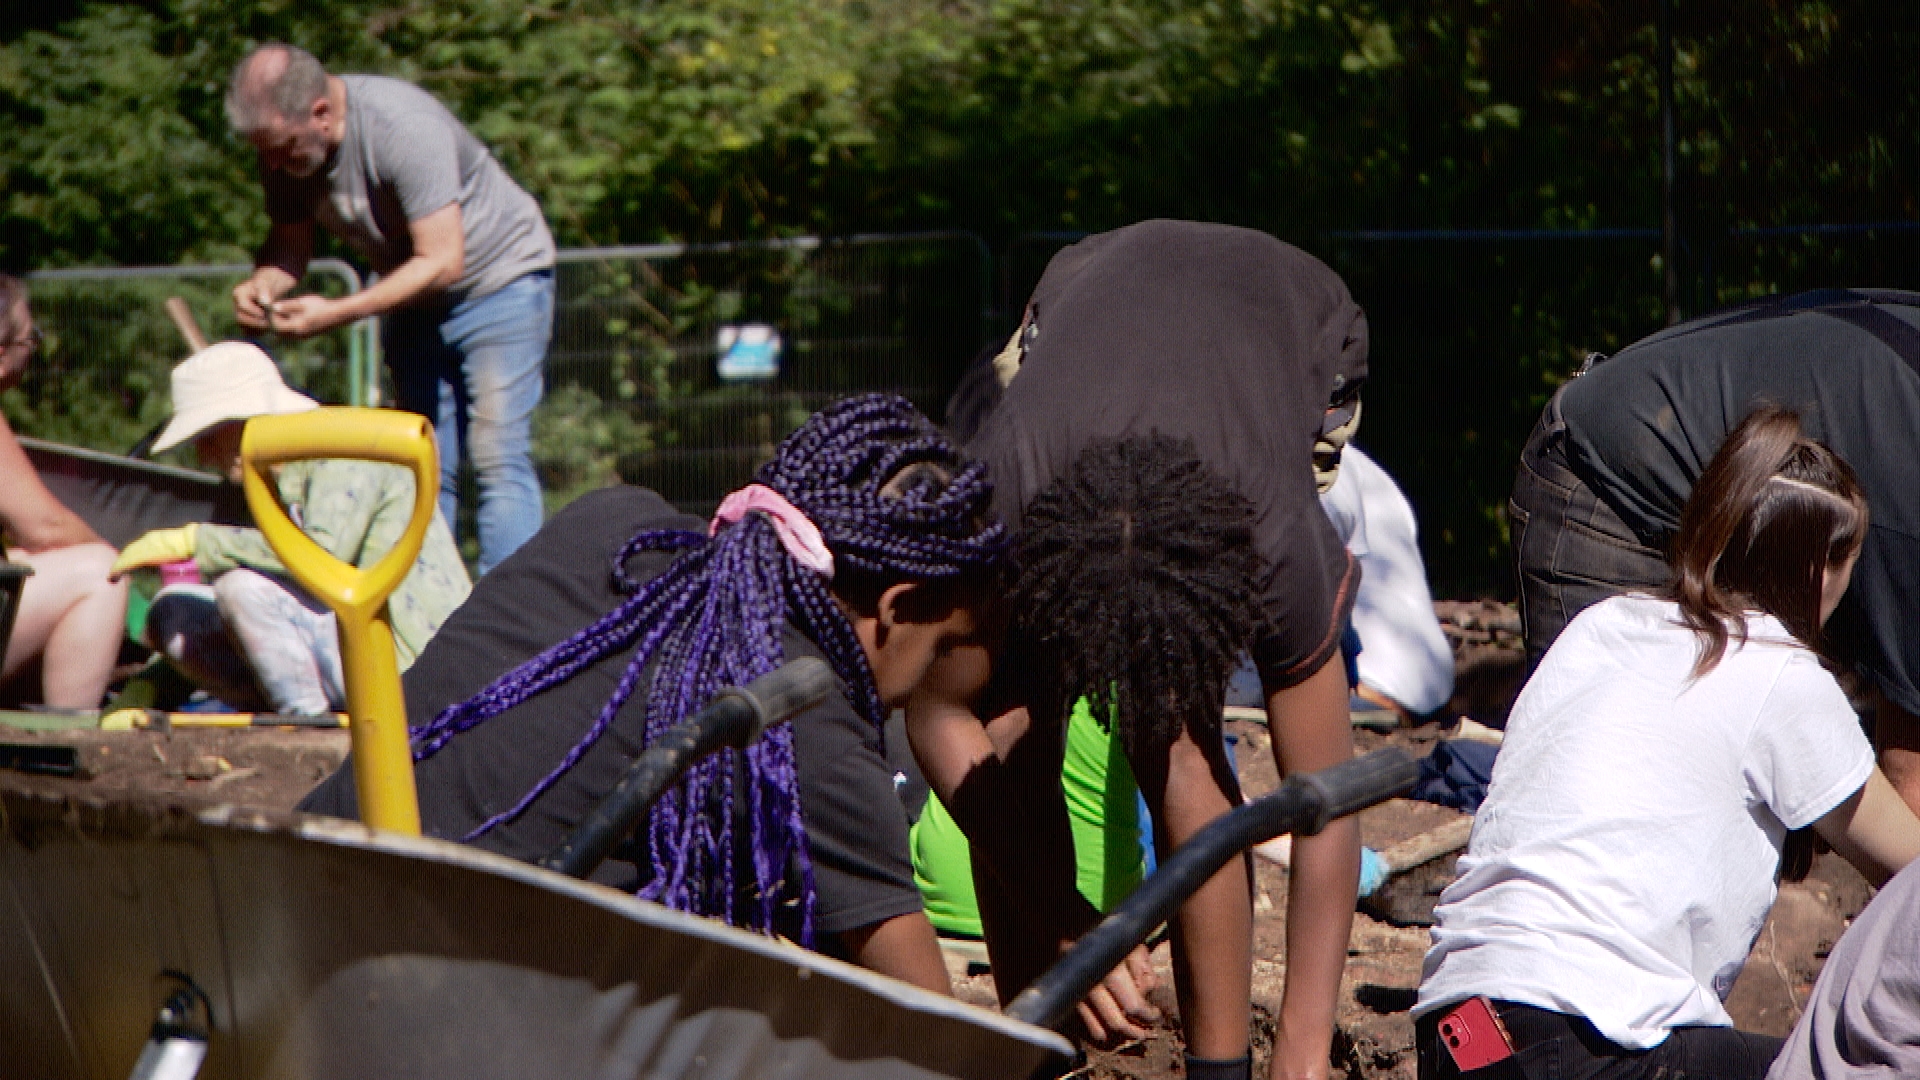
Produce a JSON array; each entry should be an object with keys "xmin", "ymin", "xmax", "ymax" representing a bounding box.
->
[
  {"xmin": 1004, "ymin": 747, "xmax": 1421, "ymax": 1031},
  {"xmin": 241, "ymin": 408, "xmax": 440, "ymax": 837},
  {"xmin": 541, "ymin": 657, "xmax": 839, "ymax": 880}
]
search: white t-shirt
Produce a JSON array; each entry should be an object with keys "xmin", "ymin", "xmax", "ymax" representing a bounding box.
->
[
  {"xmin": 1319, "ymin": 446, "xmax": 1455, "ymax": 714},
  {"xmin": 1416, "ymin": 594, "xmax": 1874, "ymax": 1048}
]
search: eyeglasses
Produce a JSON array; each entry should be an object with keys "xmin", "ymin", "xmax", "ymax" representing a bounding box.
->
[{"xmin": 2, "ymin": 326, "xmax": 43, "ymax": 352}]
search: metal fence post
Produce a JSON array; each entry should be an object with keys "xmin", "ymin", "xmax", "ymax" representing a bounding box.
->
[{"xmin": 300, "ymin": 260, "xmax": 380, "ymax": 407}]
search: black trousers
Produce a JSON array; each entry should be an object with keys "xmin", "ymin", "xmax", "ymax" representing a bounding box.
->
[
  {"xmin": 1508, "ymin": 386, "xmax": 1672, "ymax": 668},
  {"xmin": 1417, "ymin": 1003, "xmax": 1783, "ymax": 1080}
]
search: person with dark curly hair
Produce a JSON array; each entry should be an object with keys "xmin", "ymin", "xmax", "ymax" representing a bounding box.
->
[{"xmin": 909, "ymin": 220, "xmax": 1370, "ymax": 1080}]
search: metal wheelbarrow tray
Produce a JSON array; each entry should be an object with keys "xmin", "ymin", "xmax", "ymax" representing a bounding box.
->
[{"xmin": 0, "ymin": 788, "xmax": 1071, "ymax": 1080}]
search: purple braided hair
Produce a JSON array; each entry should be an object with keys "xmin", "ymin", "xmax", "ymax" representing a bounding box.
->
[{"xmin": 410, "ymin": 394, "xmax": 1007, "ymax": 941}]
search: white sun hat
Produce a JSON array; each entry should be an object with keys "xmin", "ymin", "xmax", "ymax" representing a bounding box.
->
[{"xmin": 151, "ymin": 342, "xmax": 319, "ymax": 454}]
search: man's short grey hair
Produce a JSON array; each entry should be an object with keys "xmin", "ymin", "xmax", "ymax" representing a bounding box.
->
[{"xmin": 226, "ymin": 44, "xmax": 330, "ymax": 135}]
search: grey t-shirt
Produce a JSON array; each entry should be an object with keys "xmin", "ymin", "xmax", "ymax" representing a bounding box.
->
[
  {"xmin": 263, "ymin": 75, "xmax": 555, "ymax": 300},
  {"xmin": 1767, "ymin": 857, "xmax": 1920, "ymax": 1079}
]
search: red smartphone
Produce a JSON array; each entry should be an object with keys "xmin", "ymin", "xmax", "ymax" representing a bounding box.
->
[{"xmin": 1437, "ymin": 996, "xmax": 1516, "ymax": 1072}]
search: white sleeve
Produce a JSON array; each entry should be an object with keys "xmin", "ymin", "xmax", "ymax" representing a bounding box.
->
[
  {"xmin": 1319, "ymin": 467, "xmax": 1364, "ymax": 551},
  {"xmin": 1747, "ymin": 653, "xmax": 1876, "ymax": 831},
  {"xmin": 1340, "ymin": 449, "xmax": 1454, "ymax": 713}
]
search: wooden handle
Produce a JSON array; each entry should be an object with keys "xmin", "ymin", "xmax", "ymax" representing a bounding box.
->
[
  {"xmin": 1379, "ymin": 815, "xmax": 1474, "ymax": 874},
  {"xmin": 164, "ymin": 297, "xmax": 209, "ymax": 353}
]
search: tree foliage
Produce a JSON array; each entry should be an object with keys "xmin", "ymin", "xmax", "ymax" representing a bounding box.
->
[
  {"xmin": 2, "ymin": 0, "xmax": 1915, "ymax": 590},
  {"xmin": 9, "ymin": 0, "xmax": 1910, "ymax": 262}
]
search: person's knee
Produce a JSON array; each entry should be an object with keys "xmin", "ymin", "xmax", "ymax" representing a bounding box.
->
[
  {"xmin": 64, "ymin": 541, "xmax": 119, "ymax": 577},
  {"xmin": 14, "ymin": 542, "xmax": 125, "ymax": 626},
  {"xmin": 211, "ymin": 567, "xmax": 275, "ymax": 611},
  {"xmin": 36, "ymin": 541, "xmax": 122, "ymax": 593},
  {"xmin": 211, "ymin": 568, "xmax": 308, "ymax": 633}
]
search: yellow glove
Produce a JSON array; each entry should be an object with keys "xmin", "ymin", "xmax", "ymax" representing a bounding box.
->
[{"xmin": 111, "ymin": 524, "xmax": 200, "ymax": 578}]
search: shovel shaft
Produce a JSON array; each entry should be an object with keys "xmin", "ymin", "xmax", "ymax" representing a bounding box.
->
[{"xmin": 339, "ymin": 613, "xmax": 419, "ymax": 834}]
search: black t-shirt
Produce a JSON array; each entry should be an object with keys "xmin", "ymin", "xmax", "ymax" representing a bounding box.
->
[
  {"xmin": 969, "ymin": 219, "xmax": 1367, "ymax": 689},
  {"xmin": 299, "ymin": 486, "xmax": 922, "ymax": 937},
  {"xmin": 1559, "ymin": 290, "xmax": 1920, "ymax": 714}
]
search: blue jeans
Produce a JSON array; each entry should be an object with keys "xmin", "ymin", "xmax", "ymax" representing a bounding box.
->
[{"xmin": 385, "ymin": 270, "xmax": 553, "ymax": 576}]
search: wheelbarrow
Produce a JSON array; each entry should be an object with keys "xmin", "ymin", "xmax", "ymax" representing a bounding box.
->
[
  {"xmin": 0, "ymin": 746, "xmax": 1413, "ymax": 1080},
  {"xmin": 0, "ymin": 407, "xmax": 1421, "ymax": 1079}
]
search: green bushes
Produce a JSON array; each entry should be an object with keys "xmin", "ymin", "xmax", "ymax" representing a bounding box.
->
[{"xmin": 3, "ymin": 0, "xmax": 1915, "ymax": 593}]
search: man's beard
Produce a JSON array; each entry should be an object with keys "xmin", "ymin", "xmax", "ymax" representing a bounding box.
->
[
  {"xmin": 282, "ymin": 148, "xmax": 327, "ymax": 178},
  {"xmin": 277, "ymin": 134, "xmax": 335, "ymax": 179}
]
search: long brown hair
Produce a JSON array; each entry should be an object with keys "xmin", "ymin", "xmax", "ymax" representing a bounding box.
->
[{"xmin": 1669, "ymin": 404, "xmax": 1867, "ymax": 677}]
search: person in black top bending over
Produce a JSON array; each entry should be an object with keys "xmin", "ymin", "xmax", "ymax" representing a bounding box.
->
[
  {"xmin": 1510, "ymin": 288, "xmax": 1920, "ymax": 815},
  {"xmin": 303, "ymin": 394, "xmax": 1010, "ymax": 992},
  {"xmin": 909, "ymin": 220, "xmax": 1371, "ymax": 1080}
]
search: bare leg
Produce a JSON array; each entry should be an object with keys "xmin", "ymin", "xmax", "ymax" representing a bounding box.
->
[{"xmin": 3, "ymin": 543, "xmax": 126, "ymax": 708}]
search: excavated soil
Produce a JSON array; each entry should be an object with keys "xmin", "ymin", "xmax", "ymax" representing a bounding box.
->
[{"xmin": 0, "ymin": 602, "xmax": 1872, "ymax": 1079}]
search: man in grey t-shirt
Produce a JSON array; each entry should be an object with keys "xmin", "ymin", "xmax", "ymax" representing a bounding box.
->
[{"xmin": 225, "ymin": 43, "xmax": 555, "ymax": 574}]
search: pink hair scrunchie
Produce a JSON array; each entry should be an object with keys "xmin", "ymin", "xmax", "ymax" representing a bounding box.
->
[{"xmin": 710, "ymin": 483, "xmax": 836, "ymax": 579}]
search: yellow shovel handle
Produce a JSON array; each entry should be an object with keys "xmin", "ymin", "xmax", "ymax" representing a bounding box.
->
[{"xmin": 241, "ymin": 408, "xmax": 438, "ymax": 835}]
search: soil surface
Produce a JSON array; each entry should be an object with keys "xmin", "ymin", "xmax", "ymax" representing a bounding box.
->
[{"xmin": 0, "ymin": 601, "xmax": 1872, "ymax": 1079}]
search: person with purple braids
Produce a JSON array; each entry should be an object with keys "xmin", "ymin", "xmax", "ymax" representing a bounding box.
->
[{"xmin": 299, "ymin": 394, "xmax": 1012, "ymax": 991}]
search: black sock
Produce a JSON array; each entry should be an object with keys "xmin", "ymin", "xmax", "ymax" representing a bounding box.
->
[{"xmin": 1183, "ymin": 1052, "xmax": 1253, "ymax": 1080}]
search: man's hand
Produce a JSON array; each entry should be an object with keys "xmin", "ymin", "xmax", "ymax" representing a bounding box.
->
[
  {"xmin": 266, "ymin": 294, "xmax": 348, "ymax": 339},
  {"xmin": 110, "ymin": 524, "xmax": 199, "ymax": 579},
  {"xmin": 233, "ymin": 264, "xmax": 300, "ymax": 331},
  {"xmin": 1074, "ymin": 943, "xmax": 1162, "ymax": 1044}
]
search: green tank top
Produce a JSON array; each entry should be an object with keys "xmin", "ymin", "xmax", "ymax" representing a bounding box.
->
[{"xmin": 911, "ymin": 697, "xmax": 1146, "ymax": 937}]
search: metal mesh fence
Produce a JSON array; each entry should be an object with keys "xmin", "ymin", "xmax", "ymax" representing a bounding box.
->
[
  {"xmin": 1327, "ymin": 225, "xmax": 1920, "ymax": 592},
  {"xmin": 13, "ymin": 261, "xmax": 376, "ymax": 470},
  {"xmin": 12, "ymin": 237, "xmax": 993, "ymax": 527},
  {"xmin": 534, "ymin": 232, "xmax": 992, "ymax": 515},
  {"xmin": 1704, "ymin": 224, "xmax": 1920, "ymax": 308},
  {"xmin": 1318, "ymin": 232, "xmax": 1668, "ymax": 593},
  {"xmin": 11, "ymin": 225, "xmax": 1914, "ymax": 589}
]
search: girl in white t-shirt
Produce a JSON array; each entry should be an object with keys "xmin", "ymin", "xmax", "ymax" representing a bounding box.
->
[{"xmin": 1415, "ymin": 405, "xmax": 1920, "ymax": 1080}]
